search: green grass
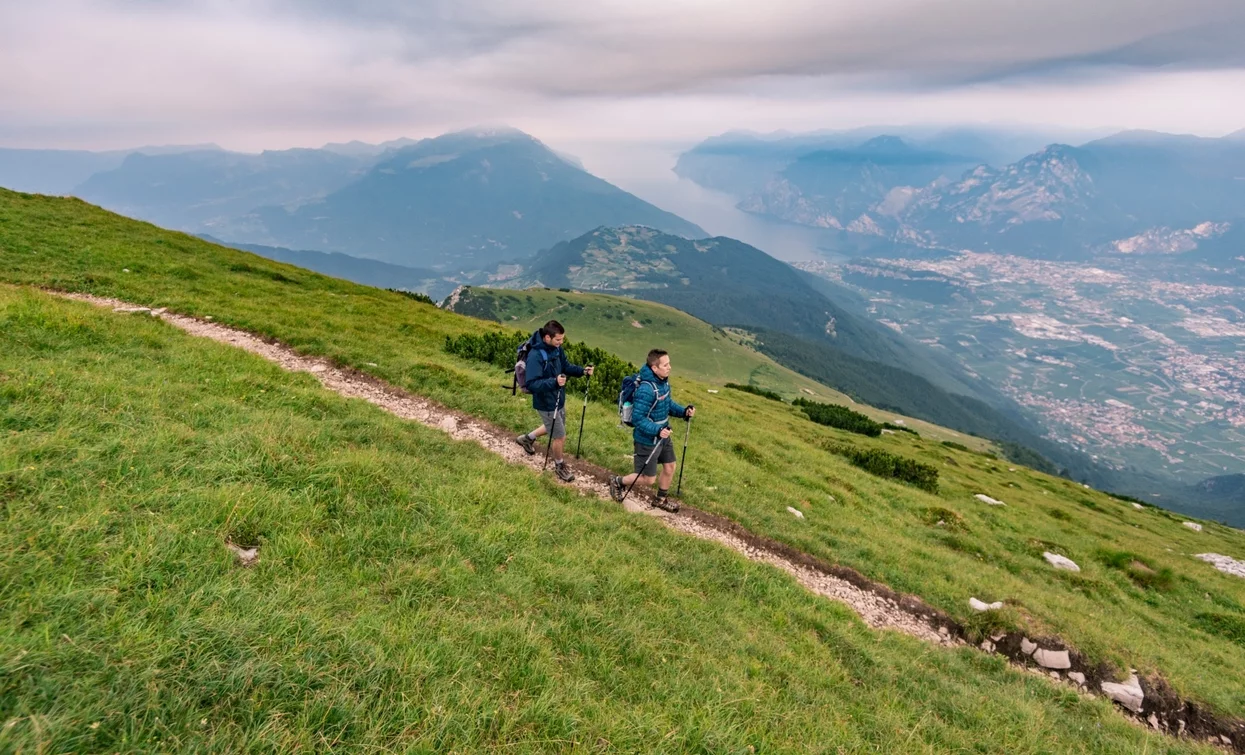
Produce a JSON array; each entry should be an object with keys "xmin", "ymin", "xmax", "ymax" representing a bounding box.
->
[
  {"xmin": 2, "ymin": 188, "xmax": 1245, "ymax": 742},
  {"xmin": 2, "ymin": 286, "xmax": 1208, "ymax": 753}
]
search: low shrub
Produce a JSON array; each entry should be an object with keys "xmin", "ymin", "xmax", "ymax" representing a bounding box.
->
[
  {"xmin": 827, "ymin": 443, "xmax": 939, "ymax": 492},
  {"xmin": 794, "ymin": 399, "xmax": 883, "ymax": 437},
  {"xmin": 388, "ymin": 289, "xmax": 435, "ymax": 305},
  {"xmin": 724, "ymin": 383, "xmax": 784, "ymax": 402},
  {"xmin": 884, "ymin": 423, "xmax": 919, "ymax": 436},
  {"xmin": 444, "ymin": 329, "xmax": 636, "ymax": 404},
  {"xmin": 920, "ymin": 507, "xmax": 967, "ymax": 532}
]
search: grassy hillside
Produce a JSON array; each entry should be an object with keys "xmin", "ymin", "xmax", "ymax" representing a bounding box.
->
[
  {"xmin": 3, "ymin": 188, "xmax": 1245, "ymax": 747},
  {"xmin": 447, "ymin": 286, "xmax": 990, "ymax": 450},
  {"xmin": 3, "ymin": 284, "xmax": 1207, "ymax": 753}
]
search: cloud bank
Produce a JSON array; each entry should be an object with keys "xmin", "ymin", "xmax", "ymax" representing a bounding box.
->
[{"xmin": 2, "ymin": 0, "xmax": 1243, "ymax": 150}]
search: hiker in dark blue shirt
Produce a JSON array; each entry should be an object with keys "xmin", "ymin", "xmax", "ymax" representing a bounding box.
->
[
  {"xmin": 609, "ymin": 349, "xmax": 695, "ymax": 512},
  {"xmin": 514, "ymin": 320, "xmax": 593, "ymax": 482}
]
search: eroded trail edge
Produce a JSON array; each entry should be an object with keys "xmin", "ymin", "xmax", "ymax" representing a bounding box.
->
[{"xmin": 57, "ymin": 291, "xmax": 1244, "ymax": 751}]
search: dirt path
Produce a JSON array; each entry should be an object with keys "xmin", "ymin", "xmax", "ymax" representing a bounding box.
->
[{"xmin": 53, "ymin": 291, "xmax": 1245, "ymax": 750}]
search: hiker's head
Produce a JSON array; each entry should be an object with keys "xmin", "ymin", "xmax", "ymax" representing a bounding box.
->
[
  {"xmin": 647, "ymin": 349, "xmax": 671, "ymax": 379},
  {"xmin": 540, "ymin": 320, "xmax": 565, "ymax": 348}
]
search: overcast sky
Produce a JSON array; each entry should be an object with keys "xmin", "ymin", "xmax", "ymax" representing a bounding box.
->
[{"xmin": 3, "ymin": 0, "xmax": 1245, "ymax": 156}]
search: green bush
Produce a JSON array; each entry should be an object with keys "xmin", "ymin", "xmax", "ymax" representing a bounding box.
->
[
  {"xmin": 827, "ymin": 444, "xmax": 939, "ymax": 493},
  {"xmin": 884, "ymin": 423, "xmax": 919, "ymax": 436},
  {"xmin": 794, "ymin": 399, "xmax": 883, "ymax": 437},
  {"xmin": 941, "ymin": 440, "xmax": 971, "ymax": 452},
  {"xmin": 724, "ymin": 383, "xmax": 784, "ymax": 402},
  {"xmin": 388, "ymin": 288, "xmax": 435, "ymax": 305},
  {"xmin": 444, "ymin": 329, "xmax": 636, "ymax": 404}
]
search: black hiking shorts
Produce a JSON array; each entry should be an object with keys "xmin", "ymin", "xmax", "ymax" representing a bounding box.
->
[{"xmin": 633, "ymin": 437, "xmax": 676, "ymax": 477}]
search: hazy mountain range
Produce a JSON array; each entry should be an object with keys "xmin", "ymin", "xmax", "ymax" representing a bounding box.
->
[
  {"xmin": 679, "ymin": 128, "xmax": 1245, "ymax": 260},
  {"xmin": 0, "ymin": 129, "xmax": 703, "ymax": 271}
]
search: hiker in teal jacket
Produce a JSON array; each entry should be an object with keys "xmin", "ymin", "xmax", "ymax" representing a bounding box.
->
[
  {"xmin": 610, "ymin": 349, "xmax": 695, "ymax": 512},
  {"xmin": 514, "ymin": 320, "xmax": 593, "ymax": 482}
]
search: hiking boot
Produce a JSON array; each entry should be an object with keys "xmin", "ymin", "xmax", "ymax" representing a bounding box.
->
[
  {"xmin": 609, "ymin": 475, "xmax": 625, "ymax": 502},
  {"xmin": 515, "ymin": 434, "xmax": 536, "ymax": 455},
  {"xmin": 652, "ymin": 495, "xmax": 680, "ymax": 513},
  {"xmin": 554, "ymin": 461, "xmax": 575, "ymax": 483}
]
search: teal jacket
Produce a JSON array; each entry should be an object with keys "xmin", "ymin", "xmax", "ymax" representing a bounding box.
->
[{"xmin": 631, "ymin": 365, "xmax": 687, "ymax": 447}]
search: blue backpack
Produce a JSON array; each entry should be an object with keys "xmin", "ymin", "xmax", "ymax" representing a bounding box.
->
[
  {"xmin": 513, "ymin": 331, "xmax": 549, "ymax": 395},
  {"xmin": 617, "ymin": 374, "xmax": 654, "ymax": 427}
]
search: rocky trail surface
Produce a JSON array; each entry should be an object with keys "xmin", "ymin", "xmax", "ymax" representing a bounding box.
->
[{"xmin": 55, "ymin": 290, "xmax": 1245, "ymax": 751}]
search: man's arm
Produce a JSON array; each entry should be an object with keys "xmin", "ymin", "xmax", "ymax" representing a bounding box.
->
[{"xmin": 562, "ymin": 352, "xmax": 585, "ymax": 378}]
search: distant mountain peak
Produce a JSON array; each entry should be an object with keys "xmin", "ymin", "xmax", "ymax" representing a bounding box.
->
[{"xmin": 857, "ymin": 135, "xmax": 912, "ymax": 153}]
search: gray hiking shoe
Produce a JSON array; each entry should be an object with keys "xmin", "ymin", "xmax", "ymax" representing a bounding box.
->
[
  {"xmin": 554, "ymin": 461, "xmax": 575, "ymax": 483},
  {"xmin": 609, "ymin": 476, "xmax": 625, "ymax": 502},
  {"xmin": 515, "ymin": 434, "xmax": 536, "ymax": 455},
  {"xmin": 652, "ymin": 495, "xmax": 680, "ymax": 513}
]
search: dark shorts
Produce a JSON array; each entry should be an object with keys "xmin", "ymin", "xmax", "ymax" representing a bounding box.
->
[{"xmin": 634, "ymin": 437, "xmax": 676, "ymax": 477}]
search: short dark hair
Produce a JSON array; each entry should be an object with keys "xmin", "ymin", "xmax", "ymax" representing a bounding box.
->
[
  {"xmin": 646, "ymin": 349, "xmax": 668, "ymax": 367},
  {"xmin": 540, "ymin": 320, "xmax": 565, "ymax": 339}
]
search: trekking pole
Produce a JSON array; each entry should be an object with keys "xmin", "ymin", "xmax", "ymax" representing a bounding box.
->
[
  {"xmin": 542, "ymin": 382, "xmax": 565, "ymax": 472},
  {"xmin": 675, "ymin": 414, "xmax": 693, "ymax": 498},
  {"xmin": 619, "ymin": 440, "xmax": 665, "ymax": 505},
  {"xmin": 574, "ymin": 369, "xmax": 592, "ymax": 459}
]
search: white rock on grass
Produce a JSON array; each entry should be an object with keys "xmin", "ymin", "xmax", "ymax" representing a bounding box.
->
[
  {"xmin": 1196, "ymin": 553, "xmax": 1245, "ymax": 579},
  {"xmin": 786, "ymin": 506, "xmax": 804, "ymax": 520},
  {"xmin": 975, "ymin": 494, "xmax": 1006, "ymax": 506},
  {"xmin": 1020, "ymin": 638, "xmax": 1038, "ymax": 656},
  {"xmin": 1068, "ymin": 671, "xmax": 1086, "ymax": 686},
  {"xmin": 1043, "ymin": 552, "xmax": 1080, "ymax": 572},
  {"xmin": 1183, "ymin": 522, "xmax": 1203, "ymax": 532},
  {"xmin": 1101, "ymin": 673, "xmax": 1144, "ymax": 713},
  {"xmin": 969, "ymin": 597, "xmax": 1003, "ymax": 612},
  {"xmin": 1133, "ymin": 503, "xmax": 1144, "ymax": 510},
  {"xmin": 1033, "ymin": 648, "xmax": 1071, "ymax": 670}
]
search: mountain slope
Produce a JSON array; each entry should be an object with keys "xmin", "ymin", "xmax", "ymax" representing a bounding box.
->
[
  {"xmin": 7, "ymin": 286, "xmax": 1223, "ymax": 754},
  {"xmin": 4, "ymin": 188, "xmax": 1245, "ymax": 742},
  {"xmin": 0, "ymin": 144, "xmax": 222, "ymax": 195},
  {"xmin": 251, "ymin": 129, "xmax": 705, "ymax": 270},
  {"xmin": 76, "ymin": 147, "xmax": 371, "ymax": 234},
  {"xmin": 739, "ymin": 136, "xmax": 978, "ymax": 231},
  {"xmin": 521, "ymin": 226, "xmax": 984, "ymax": 395},
  {"xmin": 201, "ymin": 236, "xmax": 460, "ymax": 300}
]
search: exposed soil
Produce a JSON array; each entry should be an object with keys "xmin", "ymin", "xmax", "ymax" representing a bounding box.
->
[{"xmin": 55, "ymin": 290, "xmax": 1245, "ymax": 751}]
